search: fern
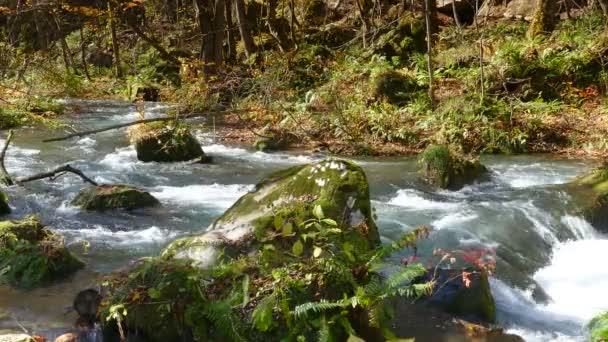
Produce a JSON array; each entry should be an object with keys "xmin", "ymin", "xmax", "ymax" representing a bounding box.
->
[
  {"xmin": 202, "ymin": 299, "xmax": 245, "ymax": 342},
  {"xmin": 294, "ymin": 299, "xmax": 346, "ymax": 319},
  {"xmin": 252, "ymin": 293, "xmax": 277, "ymax": 332}
]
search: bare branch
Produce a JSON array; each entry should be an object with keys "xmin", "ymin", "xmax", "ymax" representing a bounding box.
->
[
  {"xmin": 43, "ymin": 109, "xmax": 249, "ymax": 143},
  {"xmin": 0, "ymin": 130, "xmax": 14, "ymax": 186},
  {"xmin": 15, "ymin": 164, "xmax": 98, "ymax": 186}
]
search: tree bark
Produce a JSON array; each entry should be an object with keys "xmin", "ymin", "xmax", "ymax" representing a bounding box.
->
[
  {"xmin": 80, "ymin": 28, "xmax": 92, "ymax": 81},
  {"xmin": 225, "ymin": 0, "xmax": 236, "ymax": 61},
  {"xmin": 527, "ymin": 0, "xmax": 558, "ymax": 38},
  {"xmin": 107, "ymin": 0, "xmax": 121, "ymax": 77},
  {"xmin": 234, "ymin": 0, "xmax": 256, "ymax": 58},
  {"xmin": 425, "ymin": 0, "xmax": 435, "ymax": 108},
  {"xmin": 212, "ymin": 0, "xmax": 226, "ymax": 66}
]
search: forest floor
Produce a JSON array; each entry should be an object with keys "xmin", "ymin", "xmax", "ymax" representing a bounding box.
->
[{"xmin": 3, "ymin": 9, "xmax": 608, "ymax": 160}]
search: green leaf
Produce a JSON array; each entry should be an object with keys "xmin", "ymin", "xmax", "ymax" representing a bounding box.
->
[
  {"xmin": 273, "ymin": 216, "xmax": 283, "ymax": 230},
  {"xmin": 242, "ymin": 275, "xmax": 250, "ymax": 307},
  {"xmin": 252, "ymin": 295, "xmax": 276, "ymax": 332},
  {"xmin": 347, "ymin": 335, "xmax": 365, "ymax": 342},
  {"xmin": 282, "ymin": 222, "xmax": 293, "ymax": 236},
  {"xmin": 313, "ymin": 247, "xmax": 322, "ymax": 258},
  {"xmin": 313, "ymin": 205, "xmax": 324, "ymax": 220},
  {"xmin": 147, "ymin": 287, "xmax": 161, "ymax": 299},
  {"xmin": 321, "ymin": 218, "xmax": 337, "ymax": 226},
  {"xmin": 292, "ymin": 240, "xmax": 304, "ymax": 256}
]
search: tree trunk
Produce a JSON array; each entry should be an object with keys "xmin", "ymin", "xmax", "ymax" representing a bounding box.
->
[
  {"xmin": 424, "ymin": 0, "xmax": 435, "ymax": 108},
  {"xmin": 355, "ymin": 0, "xmax": 371, "ymax": 48},
  {"xmin": 234, "ymin": 0, "xmax": 256, "ymax": 58},
  {"xmin": 527, "ymin": 0, "xmax": 558, "ymax": 38},
  {"xmin": 267, "ymin": 0, "xmax": 290, "ymax": 51},
  {"xmin": 80, "ymin": 28, "xmax": 92, "ymax": 81},
  {"xmin": 452, "ymin": 0, "xmax": 461, "ymax": 28},
  {"xmin": 225, "ymin": 0, "xmax": 236, "ymax": 61},
  {"xmin": 107, "ymin": 0, "xmax": 121, "ymax": 77},
  {"xmin": 212, "ymin": 0, "xmax": 226, "ymax": 66}
]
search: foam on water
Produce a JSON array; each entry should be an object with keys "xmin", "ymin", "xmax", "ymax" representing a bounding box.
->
[
  {"xmin": 561, "ymin": 215, "xmax": 598, "ymax": 240},
  {"xmin": 491, "ymin": 162, "xmax": 584, "ymax": 188},
  {"xmin": 533, "ymin": 239, "xmax": 608, "ymax": 322},
  {"xmin": 430, "ymin": 210, "xmax": 478, "ymax": 230},
  {"xmin": 387, "ymin": 189, "xmax": 460, "ymax": 210},
  {"xmin": 99, "ymin": 146, "xmax": 139, "ymax": 171},
  {"xmin": 201, "ymin": 142, "xmax": 321, "ymax": 164},
  {"xmin": 151, "ymin": 183, "xmax": 252, "ymax": 208},
  {"xmin": 58, "ymin": 225, "xmax": 177, "ymax": 247}
]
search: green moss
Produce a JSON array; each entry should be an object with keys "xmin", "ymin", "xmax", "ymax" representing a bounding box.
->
[
  {"xmin": 419, "ymin": 145, "xmax": 488, "ymax": 190},
  {"xmin": 163, "ymin": 159, "xmax": 380, "ymax": 267},
  {"xmin": 0, "ymin": 191, "xmax": 10, "ymax": 215},
  {"xmin": 371, "ymin": 70, "xmax": 421, "ymax": 106},
  {"xmin": 72, "ymin": 185, "xmax": 160, "ymax": 211},
  {"xmin": 565, "ymin": 167, "xmax": 608, "ymax": 232},
  {"xmin": 130, "ymin": 123, "xmax": 205, "ymax": 163},
  {"xmin": 0, "ymin": 215, "xmax": 84, "ymax": 288},
  {"xmin": 588, "ymin": 312, "xmax": 608, "ymax": 342}
]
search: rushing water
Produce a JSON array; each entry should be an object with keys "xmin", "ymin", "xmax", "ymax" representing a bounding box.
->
[{"xmin": 0, "ymin": 100, "xmax": 605, "ymax": 341}]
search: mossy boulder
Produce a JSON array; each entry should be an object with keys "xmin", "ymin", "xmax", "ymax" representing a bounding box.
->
[
  {"xmin": 416, "ymin": 268, "xmax": 496, "ymax": 323},
  {"xmin": 0, "ymin": 191, "xmax": 10, "ymax": 215},
  {"xmin": 372, "ymin": 70, "xmax": 421, "ymax": 106},
  {"xmin": 72, "ymin": 185, "xmax": 160, "ymax": 211},
  {"xmin": 419, "ymin": 145, "xmax": 489, "ymax": 190},
  {"xmin": 163, "ymin": 158, "xmax": 380, "ymax": 268},
  {"xmin": 129, "ymin": 122, "xmax": 207, "ymax": 163},
  {"xmin": 0, "ymin": 215, "xmax": 84, "ymax": 288},
  {"xmin": 253, "ymin": 126, "xmax": 298, "ymax": 152},
  {"xmin": 373, "ymin": 15, "xmax": 425, "ymax": 60},
  {"xmin": 588, "ymin": 312, "xmax": 608, "ymax": 342},
  {"xmin": 563, "ymin": 167, "xmax": 608, "ymax": 232}
]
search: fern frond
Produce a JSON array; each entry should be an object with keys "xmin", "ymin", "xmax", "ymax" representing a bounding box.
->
[
  {"xmin": 252, "ymin": 293, "xmax": 277, "ymax": 332},
  {"xmin": 383, "ymin": 264, "xmax": 427, "ymax": 295},
  {"xmin": 294, "ymin": 299, "xmax": 346, "ymax": 319},
  {"xmin": 202, "ymin": 299, "xmax": 245, "ymax": 341}
]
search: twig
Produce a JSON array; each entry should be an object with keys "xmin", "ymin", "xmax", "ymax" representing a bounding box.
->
[
  {"xmin": 0, "ymin": 130, "xmax": 14, "ymax": 186},
  {"xmin": 43, "ymin": 109, "xmax": 249, "ymax": 143},
  {"xmin": 15, "ymin": 164, "xmax": 99, "ymax": 186}
]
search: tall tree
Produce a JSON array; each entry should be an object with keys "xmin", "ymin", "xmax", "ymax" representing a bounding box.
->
[
  {"xmin": 527, "ymin": 0, "xmax": 558, "ymax": 38},
  {"xmin": 194, "ymin": 0, "xmax": 226, "ymax": 76},
  {"xmin": 107, "ymin": 0, "xmax": 121, "ymax": 77},
  {"xmin": 234, "ymin": 0, "xmax": 256, "ymax": 58}
]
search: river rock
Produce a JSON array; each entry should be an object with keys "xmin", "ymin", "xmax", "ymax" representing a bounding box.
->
[
  {"xmin": 0, "ymin": 215, "xmax": 84, "ymax": 288},
  {"xmin": 162, "ymin": 158, "xmax": 380, "ymax": 268},
  {"xmin": 0, "ymin": 190, "xmax": 10, "ymax": 215},
  {"xmin": 416, "ymin": 268, "xmax": 496, "ymax": 323},
  {"xmin": 563, "ymin": 167, "xmax": 608, "ymax": 232},
  {"xmin": 419, "ymin": 144, "xmax": 489, "ymax": 190},
  {"xmin": 72, "ymin": 185, "xmax": 159, "ymax": 211},
  {"xmin": 0, "ymin": 334, "xmax": 37, "ymax": 342},
  {"xmin": 129, "ymin": 123, "xmax": 207, "ymax": 163},
  {"xmin": 588, "ymin": 312, "xmax": 608, "ymax": 342}
]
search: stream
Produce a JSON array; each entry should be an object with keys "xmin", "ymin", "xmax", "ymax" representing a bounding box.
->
[{"xmin": 0, "ymin": 100, "xmax": 605, "ymax": 342}]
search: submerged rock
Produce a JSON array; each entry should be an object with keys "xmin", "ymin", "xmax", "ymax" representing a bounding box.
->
[
  {"xmin": 129, "ymin": 123, "xmax": 207, "ymax": 163},
  {"xmin": 0, "ymin": 215, "xmax": 84, "ymax": 288},
  {"xmin": 0, "ymin": 190, "xmax": 10, "ymax": 215},
  {"xmin": 588, "ymin": 312, "xmax": 608, "ymax": 342},
  {"xmin": 564, "ymin": 167, "xmax": 608, "ymax": 232},
  {"xmin": 419, "ymin": 144, "xmax": 489, "ymax": 190},
  {"xmin": 163, "ymin": 158, "xmax": 380, "ymax": 267},
  {"xmin": 72, "ymin": 185, "xmax": 159, "ymax": 211}
]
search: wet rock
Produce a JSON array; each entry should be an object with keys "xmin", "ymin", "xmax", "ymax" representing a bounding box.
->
[
  {"xmin": 86, "ymin": 50, "xmax": 113, "ymax": 68},
  {"xmin": 564, "ymin": 167, "xmax": 608, "ymax": 232},
  {"xmin": 134, "ymin": 86, "xmax": 160, "ymax": 102},
  {"xmin": 588, "ymin": 312, "xmax": 608, "ymax": 342},
  {"xmin": 253, "ymin": 126, "xmax": 297, "ymax": 152},
  {"xmin": 0, "ymin": 190, "xmax": 10, "ymax": 215},
  {"xmin": 129, "ymin": 123, "xmax": 207, "ymax": 163},
  {"xmin": 0, "ymin": 215, "xmax": 84, "ymax": 288},
  {"xmin": 74, "ymin": 289, "xmax": 102, "ymax": 324},
  {"xmin": 162, "ymin": 158, "xmax": 379, "ymax": 268},
  {"xmin": 0, "ymin": 334, "xmax": 37, "ymax": 342},
  {"xmin": 72, "ymin": 185, "xmax": 159, "ymax": 211},
  {"xmin": 416, "ymin": 268, "xmax": 496, "ymax": 323},
  {"xmin": 419, "ymin": 144, "xmax": 489, "ymax": 190}
]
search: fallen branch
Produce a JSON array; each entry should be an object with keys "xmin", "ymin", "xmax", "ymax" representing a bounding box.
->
[
  {"xmin": 0, "ymin": 130, "xmax": 14, "ymax": 186},
  {"xmin": 15, "ymin": 164, "xmax": 98, "ymax": 186},
  {"xmin": 43, "ymin": 109, "xmax": 248, "ymax": 143}
]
